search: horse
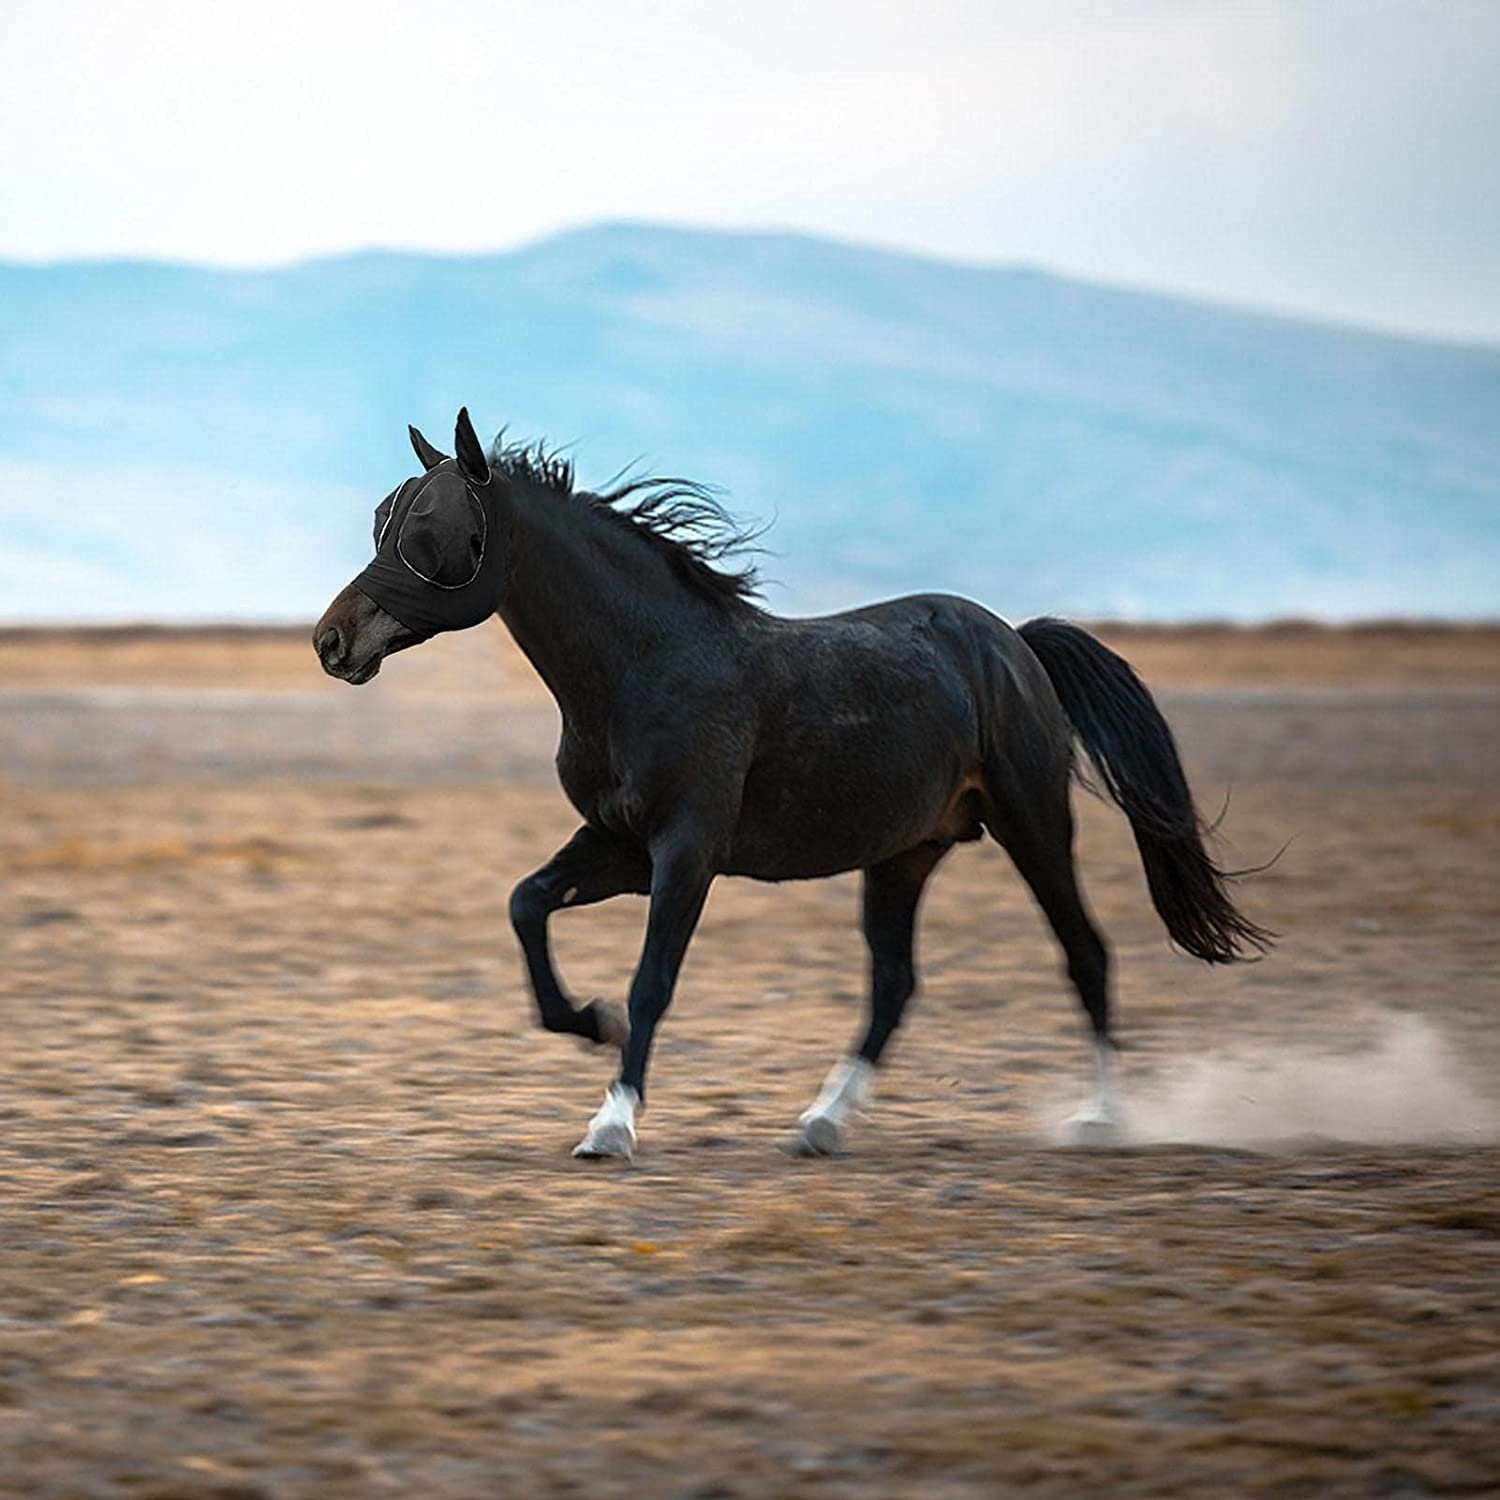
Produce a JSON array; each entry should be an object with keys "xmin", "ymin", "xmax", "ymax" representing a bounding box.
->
[{"xmin": 314, "ymin": 409, "xmax": 1271, "ymax": 1159}]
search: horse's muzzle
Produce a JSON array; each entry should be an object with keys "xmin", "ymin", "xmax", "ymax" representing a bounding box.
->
[
  {"xmin": 312, "ymin": 584, "xmax": 414, "ymax": 684},
  {"xmin": 314, "ymin": 623, "xmax": 381, "ymax": 683}
]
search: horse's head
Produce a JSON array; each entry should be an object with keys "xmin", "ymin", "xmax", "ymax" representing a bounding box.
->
[{"xmin": 314, "ymin": 408, "xmax": 501, "ymax": 684}]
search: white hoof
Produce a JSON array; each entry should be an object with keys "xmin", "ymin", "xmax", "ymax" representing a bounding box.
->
[
  {"xmin": 1064, "ymin": 1039, "xmax": 1124, "ymax": 1146},
  {"xmin": 573, "ymin": 1083, "xmax": 638, "ymax": 1160},
  {"xmin": 572, "ymin": 1122, "xmax": 635, "ymax": 1159},
  {"xmin": 1064, "ymin": 1100, "xmax": 1122, "ymax": 1148},
  {"xmin": 788, "ymin": 1057, "xmax": 874, "ymax": 1157},
  {"xmin": 784, "ymin": 1112, "xmax": 844, "ymax": 1157}
]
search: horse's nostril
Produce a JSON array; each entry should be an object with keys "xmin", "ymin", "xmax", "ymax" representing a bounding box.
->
[{"xmin": 317, "ymin": 628, "xmax": 344, "ymax": 666}]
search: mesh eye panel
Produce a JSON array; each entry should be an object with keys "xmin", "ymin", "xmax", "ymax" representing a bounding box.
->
[
  {"xmin": 353, "ymin": 463, "xmax": 502, "ymax": 640},
  {"xmin": 395, "ymin": 480, "xmax": 487, "ymax": 589}
]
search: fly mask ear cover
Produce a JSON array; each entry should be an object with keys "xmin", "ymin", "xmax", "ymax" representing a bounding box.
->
[{"xmin": 352, "ymin": 462, "xmax": 504, "ymax": 640}]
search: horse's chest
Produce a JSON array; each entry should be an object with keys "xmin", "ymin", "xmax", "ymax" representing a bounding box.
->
[{"xmin": 555, "ymin": 729, "xmax": 635, "ymax": 832}]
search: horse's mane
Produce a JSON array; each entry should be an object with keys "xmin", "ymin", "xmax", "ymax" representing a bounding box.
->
[{"xmin": 489, "ymin": 434, "xmax": 762, "ymax": 606}]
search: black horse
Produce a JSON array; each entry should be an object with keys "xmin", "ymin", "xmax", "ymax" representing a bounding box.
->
[{"xmin": 315, "ymin": 410, "xmax": 1269, "ymax": 1158}]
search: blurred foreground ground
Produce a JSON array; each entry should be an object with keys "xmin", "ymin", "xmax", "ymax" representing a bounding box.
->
[{"xmin": 2, "ymin": 623, "xmax": 1498, "ymax": 1498}]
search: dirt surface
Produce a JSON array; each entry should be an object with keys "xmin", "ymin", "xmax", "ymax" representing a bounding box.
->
[{"xmin": 3, "ymin": 624, "xmax": 1499, "ymax": 1498}]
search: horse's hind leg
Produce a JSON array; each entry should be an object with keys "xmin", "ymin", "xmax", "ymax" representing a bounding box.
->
[
  {"xmin": 984, "ymin": 768, "xmax": 1120, "ymax": 1144},
  {"xmin": 789, "ymin": 842, "xmax": 948, "ymax": 1156}
]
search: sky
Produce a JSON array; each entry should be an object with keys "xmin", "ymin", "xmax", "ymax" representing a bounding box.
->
[{"xmin": 2, "ymin": 0, "xmax": 1498, "ymax": 345}]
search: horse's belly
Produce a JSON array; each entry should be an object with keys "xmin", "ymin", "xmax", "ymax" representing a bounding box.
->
[{"xmin": 726, "ymin": 745, "xmax": 977, "ymax": 880}]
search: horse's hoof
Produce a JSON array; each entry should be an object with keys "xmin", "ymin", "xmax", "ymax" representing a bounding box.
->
[
  {"xmin": 572, "ymin": 1121, "xmax": 635, "ymax": 1160},
  {"xmin": 590, "ymin": 1001, "xmax": 630, "ymax": 1051},
  {"xmin": 1064, "ymin": 1108, "xmax": 1122, "ymax": 1148},
  {"xmin": 784, "ymin": 1114, "xmax": 844, "ymax": 1157}
]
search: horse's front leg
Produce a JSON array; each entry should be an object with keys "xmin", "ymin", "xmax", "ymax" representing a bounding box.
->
[
  {"xmin": 573, "ymin": 831, "xmax": 717, "ymax": 1160},
  {"xmin": 509, "ymin": 824, "xmax": 651, "ymax": 1048}
]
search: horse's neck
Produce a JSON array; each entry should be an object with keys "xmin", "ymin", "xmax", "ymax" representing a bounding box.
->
[{"xmin": 495, "ymin": 495, "xmax": 671, "ymax": 723}]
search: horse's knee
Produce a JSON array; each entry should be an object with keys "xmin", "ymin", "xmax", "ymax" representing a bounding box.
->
[{"xmin": 509, "ymin": 875, "xmax": 547, "ymax": 934}]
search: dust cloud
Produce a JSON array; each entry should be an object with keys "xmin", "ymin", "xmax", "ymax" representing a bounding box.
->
[{"xmin": 1109, "ymin": 1014, "xmax": 1500, "ymax": 1148}]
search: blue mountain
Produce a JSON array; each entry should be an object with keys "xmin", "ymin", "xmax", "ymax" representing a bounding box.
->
[{"xmin": 2, "ymin": 222, "xmax": 1496, "ymax": 622}]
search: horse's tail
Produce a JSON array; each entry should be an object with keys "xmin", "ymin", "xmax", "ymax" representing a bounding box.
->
[{"xmin": 1017, "ymin": 617, "xmax": 1273, "ymax": 964}]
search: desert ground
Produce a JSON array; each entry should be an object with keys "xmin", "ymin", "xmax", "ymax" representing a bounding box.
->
[{"xmin": 2, "ymin": 621, "xmax": 1498, "ymax": 1498}]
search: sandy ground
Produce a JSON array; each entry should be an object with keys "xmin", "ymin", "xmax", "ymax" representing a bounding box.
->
[{"xmin": 2, "ymin": 623, "xmax": 1499, "ymax": 1498}]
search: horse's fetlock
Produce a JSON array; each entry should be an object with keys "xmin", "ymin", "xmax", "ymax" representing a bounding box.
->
[{"xmin": 538, "ymin": 1002, "xmax": 582, "ymax": 1036}]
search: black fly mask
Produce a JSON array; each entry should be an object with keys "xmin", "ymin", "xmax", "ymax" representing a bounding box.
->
[{"xmin": 352, "ymin": 412, "xmax": 504, "ymax": 641}]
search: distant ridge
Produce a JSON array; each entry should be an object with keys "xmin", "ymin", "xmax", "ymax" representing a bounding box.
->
[{"xmin": 2, "ymin": 222, "xmax": 1497, "ymax": 622}]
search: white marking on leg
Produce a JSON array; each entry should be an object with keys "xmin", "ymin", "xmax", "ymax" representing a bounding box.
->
[
  {"xmin": 803, "ymin": 1056, "xmax": 876, "ymax": 1125},
  {"xmin": 1092, "ymin": 1037, "xmax": 1118, "ymax": 1116},
  {"xmin": 562, "ymin": 886, "xmax": 578, "ymax": 905},
  {"xmin": 1066, "ymin": 1039, "xmax": 1122, "ymax": 1145},
  {"xmin": 573, "ymin": 1082, "xmax": 639, "ymax": 1159},
  {"xmin": 795, "ymin": 1056, "xmax": 875, "ymax": 1154}
]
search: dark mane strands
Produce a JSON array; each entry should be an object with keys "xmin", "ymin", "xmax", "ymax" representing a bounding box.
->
[
  {"xmin": 488, "ymin": 433, "xmax": 762, "ymax": 605},
  {"xmin": 488, "ymin": 434, "xmax": 577, "ymax": 496}
]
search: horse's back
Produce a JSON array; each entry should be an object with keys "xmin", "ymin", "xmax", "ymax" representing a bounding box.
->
[
  {"xmin": 757, "ymin": 591, "xmax": 1062, "ymax": 748},
  {"xmin": 724, "ymin": 594, "xmax": 1059, "ymax": 879}
]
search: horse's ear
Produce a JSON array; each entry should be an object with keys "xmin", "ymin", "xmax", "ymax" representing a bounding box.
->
[
  {"xmin": 408, "ymin": 424, "xmax": 447, "ymax": 471},
  {"xmin": 454, "ymin": 407, "xmax": 491, "ymax": 486}
]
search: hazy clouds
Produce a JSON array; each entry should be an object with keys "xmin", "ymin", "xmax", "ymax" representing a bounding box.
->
[{"xmin": 3, "ymin": 0, "xmax": 1497, "ymax": 342}]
